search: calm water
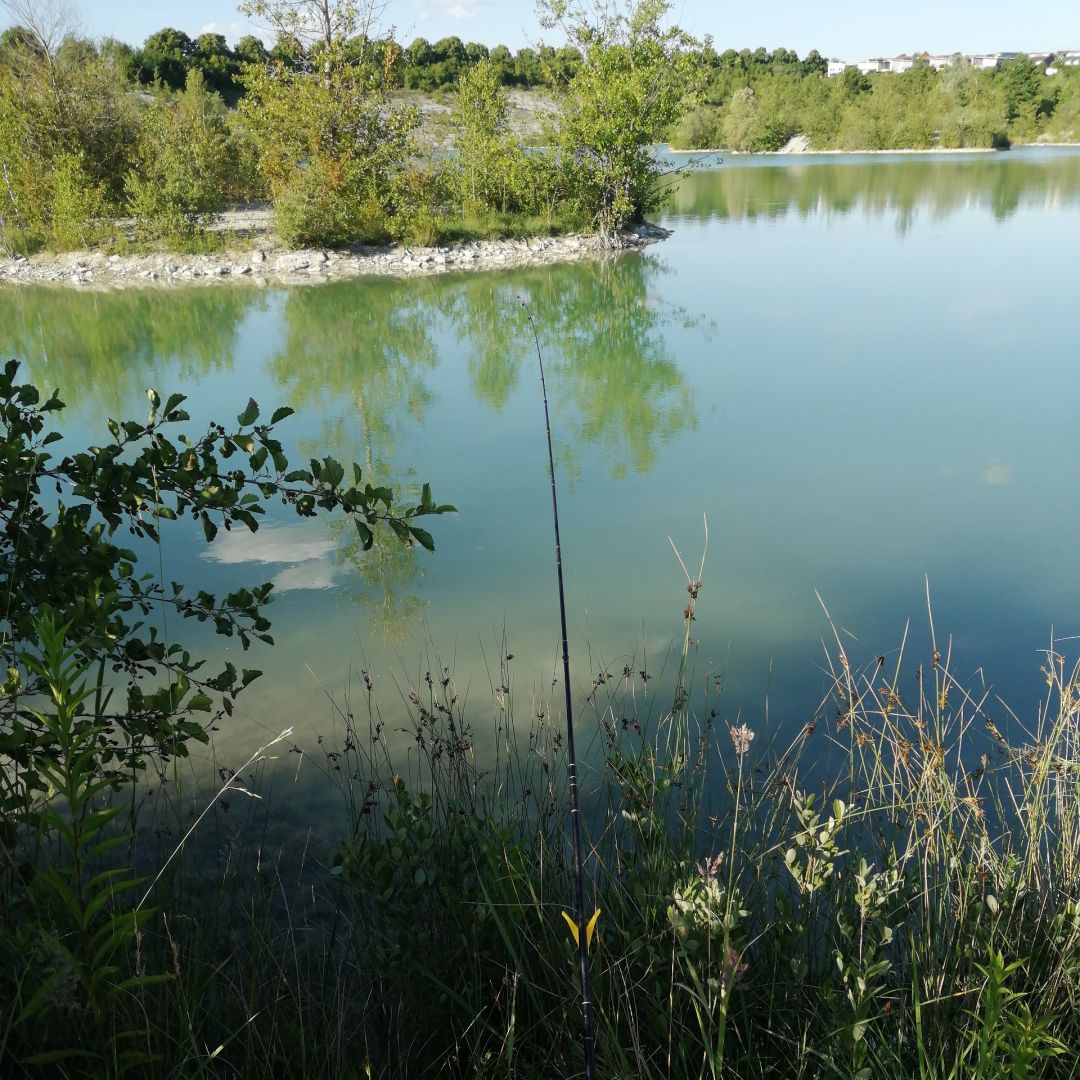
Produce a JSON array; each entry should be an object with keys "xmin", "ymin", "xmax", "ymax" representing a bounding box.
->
[{"xmin": 5, "ymin": 147, "xmax": 1080, "ymax": 812}]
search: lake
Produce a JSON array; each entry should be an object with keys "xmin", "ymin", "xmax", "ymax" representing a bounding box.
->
[{"xmin": 4, "ymin": 147, "xmax": 1080, "ymax": 820}]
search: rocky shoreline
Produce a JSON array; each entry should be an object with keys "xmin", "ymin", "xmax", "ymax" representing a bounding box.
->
[{"xmin": 0, "ymin": 226, "xmax": 667, "ymax": 290}]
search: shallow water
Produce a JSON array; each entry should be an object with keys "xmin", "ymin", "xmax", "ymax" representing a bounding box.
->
[{"xmin": 5, "ymin": 147, "xmax": 1080, "ymax": 817}]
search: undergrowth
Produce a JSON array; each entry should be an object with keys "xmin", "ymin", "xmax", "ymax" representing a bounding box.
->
[{"xmin": 4, "ymin": 582, "xmax": 1080, "ymax": 1077}]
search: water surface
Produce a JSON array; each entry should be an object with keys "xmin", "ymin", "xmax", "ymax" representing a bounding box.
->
[{"xmin": 4, "ymin": 147, "xmax": 1080, "ymax": 812}]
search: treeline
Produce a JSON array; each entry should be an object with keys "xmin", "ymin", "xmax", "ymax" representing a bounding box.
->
[
  {"xmin": 672, "ymin": 51, "xmax": 1080, "ymax": 150},
  {"xmin": 3, "ymin": 0, "xmax": 1079, "ymax": 259},
  {"xmin": 30, "ymin": 22, "xmax": 1080, "ymax": 153},
  {"xmin": 0, "ymin": 0, "xmax": 696, "ymax": 254},
  {"xmin": 55, "ymin": 26, "xmax": 586, "ymax": 100}
]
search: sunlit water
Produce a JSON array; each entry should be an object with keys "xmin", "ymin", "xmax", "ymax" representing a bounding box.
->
[{"xmin": 4, "ymin": 147, "xmax": 1080, "ymax": 832}]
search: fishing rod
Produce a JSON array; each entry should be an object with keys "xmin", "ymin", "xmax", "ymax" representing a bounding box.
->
[{"xmin": 520, "ymin": 298, "xmax": 596, "ymax": 1080}]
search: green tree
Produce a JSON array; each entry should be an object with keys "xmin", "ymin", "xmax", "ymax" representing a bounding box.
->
[
  {"xmin": 489, "ymin": 43, "xmax": 514, "ymax": 81},
  {"xmin": 539, "ymin": 0, "xmax": 704, "ymax": 241},
  {"xmin": 999, "ymin": 54, "xmax": 1042, "ymax": 135},
  {"xmin": 240, "ymin": 37, "xmax": 418, "ymax": 246},
  {"xmin": 98, "ymin": 34, "xmax": 138, "ymax": 80},
  {"xmin": 135, "ymin": 27, "xmax": 195, "ymax": 89},
  {"xmin": 0, "ymin": 360, "xmax": 452, "ymax": 812},
  {"xmin": 464, "ymin": 41, "xmax": 488, "ymax": 64},
  {"xmin": 0, "ymin": 3, "xmax": 138, "ymax": 249},
  {"xmin": 124, "ymin": 69, "xmax": 234, "ymax": 241},
  {"xmin": 192, "ymin": 31, "xmax": 243, "ymax": 96},
  {"xmin": 234, "ymin": 33, "xmax": 269, "ymax": 66},
  {"xmin": 803, "ymin": 49, "xmax": 827, "ymax": 77},
  {"xmin": 512, "ymin": 45, "xmax": 544, "ymax": 86},
  {"xmin": 452, "ymin": 57, "xmax": 519, "ymax": 214}
]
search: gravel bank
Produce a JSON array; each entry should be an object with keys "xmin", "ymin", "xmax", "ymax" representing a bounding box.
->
[{"xmin": 0, "ymin": 222, "xmax": 669, "ymax": 290}]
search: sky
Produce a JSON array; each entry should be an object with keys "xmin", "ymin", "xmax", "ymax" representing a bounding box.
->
[{"xmin": 5, "ymin": 0, "xmax": 1080, "ymax": 60}]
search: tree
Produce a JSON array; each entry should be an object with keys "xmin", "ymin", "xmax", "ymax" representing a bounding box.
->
[
  {"xmin": 803, "ymin": 49, "xmax": 827, "ymax": 77},
  {"xmin": 124, "ymin": 69, "xmax": 234, "ymax": 240},
  {"xmin": 192, "ymin": 31, "xmax": 243, "ymax": 96},
  {"xmin": 0, "ymin": 1, "xmax": 138, "ymax": 247},
  {"xmin": 234, "ymin": 33, "xmax": 269, "ymax": 66},
  {"xmin": 432, "ymin": 35, "xmax": 466, "ymax": 66},
  {"xmin": 463, "ymin": 41, "xmax": 488, "ymax": 64},
  {"xmin": 136, "ymin": 27, "xmax": 195, "ymax": 89},
  {"xmin": 453, "ymin": 57, "xmax": 518, "ymax": 214},
  {"xmin": 240, "ymin": 35, "xmax": 418, "ymax": 246},
  {"xmin": 0, "ymin": 360, "xmax": 452, "ymax": 813},
  {"xmin": 999, "ymin": 54, "xmax": 1042, "ymax": 133},
  {"xmin": 98, "ymin": 35, "xmax": 138, "ymax": 80},
  {"xmin": 489, "ymin": 43, "xmax": 514, "ymax": 81},
  {"xmin": 239, "ymin": 0, "xmax": 387, "ymax": 53},
  {"xmin": 512, "ymin": 46, "xmax": 543, "ymax": 86},
  {"xmin": 539, "ymin": 0, "xmax": 704, "ymax": 242}
]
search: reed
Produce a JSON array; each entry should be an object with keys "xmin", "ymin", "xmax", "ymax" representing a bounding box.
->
[{"xmin": 4, "ymin": 585, "xmax": 1080, "ymax": 1077}]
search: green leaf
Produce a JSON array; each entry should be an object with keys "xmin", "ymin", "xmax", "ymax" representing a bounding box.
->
[
  {"xmin": 188, "ymin": 692, "xmax": 213, "ymax": 713},
  {"xmin": 270, "ymin": 406, "xmax": 294, "ymax": 424},
  {"xmin": 409, "ymin": 526, "xmax": 435, "ymax": 553},
  {"xmin": 237, "ymin": 398, "xmax": 259, "ymax": 426},
  {"xmin": 22, "ymin": 1048, "xmax": 96, "ymax": 1065},
  {"xmin": 202, "ymin": 515, "xmax": 218, "ymax": 543}
]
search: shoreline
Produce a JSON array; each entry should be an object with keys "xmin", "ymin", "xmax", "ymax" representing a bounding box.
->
[
  {"xmin": 0, "ymin": 225, "xmax": 668, "ymax": 290},
  {"xmin": 668, "ymin": 146, "xmax": 999, "ymax": 155},
  {"xmin": 666, "ymin": 140, "xmax": 1080, "ymax": 156}
]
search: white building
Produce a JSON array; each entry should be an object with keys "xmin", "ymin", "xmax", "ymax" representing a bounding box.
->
[
  {"xmin": 856, "ymin": 57, "xmax": 891, "ymax": 74},
  {"xmin": 969, "ymin": 52, "xmax": 1018, "ymax": 69},
  {"xmin": 829, "ymin": 48, "xmax": 1077, "ymax": 77}
]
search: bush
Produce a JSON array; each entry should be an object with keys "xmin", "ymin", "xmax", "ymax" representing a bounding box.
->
[
  {"xmin": 240, "ymin": 42, "xmax": 418, "ymax": 249},
  {"xmin": 669, "ymin": 105, "xmax": 723, "ymax": 149},
  {"xmin": 271, "ymin": 156, "xmax": 391, "ymax": 248},
  {"xmin": 124, "ymin": 70, "xmax": 232, "ymax": 242}
]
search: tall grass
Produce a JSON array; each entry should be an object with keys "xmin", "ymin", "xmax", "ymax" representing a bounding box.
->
[{"xmin": 4, "ymin": 587, "xmax": 1080, "ymax": 1076}]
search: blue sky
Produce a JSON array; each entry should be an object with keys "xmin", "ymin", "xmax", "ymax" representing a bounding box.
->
[{"xmin": 8, "ymin": 1, "xmax": 1080, "ymax": 60}]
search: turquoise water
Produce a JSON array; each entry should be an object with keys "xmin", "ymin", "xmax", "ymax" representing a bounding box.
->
[{"xmin": 4, "ymin": 147, "xmax": 1080, "ymax": 803}]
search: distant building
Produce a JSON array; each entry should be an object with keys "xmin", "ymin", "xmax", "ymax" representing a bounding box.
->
[
  {"xmin": 826, "ymin": 47, "xmax": 1077, "ymax": 77},
  {"xmin": 856, "ymin": 57, "xmax": 891, "ymax": 74},
  {"xmin": 969, "ymin": 52, "xmax": 1018, "ymax": 69}
]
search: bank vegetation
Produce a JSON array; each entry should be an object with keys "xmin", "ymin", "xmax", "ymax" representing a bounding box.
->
[
  {"xmin": 3, "ymin": 0, "xmax": 1077, "ymax": 261},
  {"xmin": 0, "ymin": 0, "xmax": 699, "ymax": 256},
  {"xmin": 4, "ymin": 301, "xmax": 1080, "ymax": 1075}
]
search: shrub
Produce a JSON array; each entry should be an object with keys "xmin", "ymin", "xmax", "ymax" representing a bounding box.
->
[{"xmin": 125, "ymin": 70, "xmax": 232, "ymax": 242}]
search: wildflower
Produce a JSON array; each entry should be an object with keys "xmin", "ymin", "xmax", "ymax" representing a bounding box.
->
[
  {"xmin": 729, "ymin": 723, "xmax": 754, "ymax": 757},
  {"xmin": 696, "ymin": 853, "xmax": 724, "ymax": 881}
]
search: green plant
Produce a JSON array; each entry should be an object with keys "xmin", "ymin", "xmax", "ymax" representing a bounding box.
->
[
  {"xmin": 0, "ymin": 360, "xmax": 451, "ymax": 814},
  {"xmin": 539, "ymin": 0, "xmax": 705, "ymax": 241},
  {"xmin": 240, "ymin": 35, "xmax": 418, "ymax": 249},
  {"xmin": 2, "ymin": 612, "xmax": 164, "ymax": 1073},
  {"xmin": 125, "ymin": 70, "xmax": 233, "ymax": 243}
]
